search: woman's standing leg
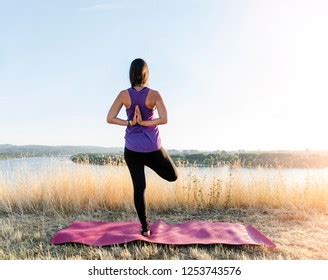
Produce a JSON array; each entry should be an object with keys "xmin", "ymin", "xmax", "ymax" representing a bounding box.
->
[
  {"xmin": 124, "ymin": 147, "xmax": 149, "ymax": 231},
  {"xmin": 144, "ymin": 147, "xmax": 179, "ymax": 182}
]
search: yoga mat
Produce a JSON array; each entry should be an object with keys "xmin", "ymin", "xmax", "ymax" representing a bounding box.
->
[{"xmin": 50, "ymin": 219, "xmax": 276, "ymax": 248}]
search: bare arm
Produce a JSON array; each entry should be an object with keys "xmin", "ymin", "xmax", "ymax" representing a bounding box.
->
[
  {"xmin": 139, "ymin": 91, "xmax": 168, "ymax": 126},
  {"xmin": 106, "ymin": 91, "xmax": 129, "ymax": 126}
]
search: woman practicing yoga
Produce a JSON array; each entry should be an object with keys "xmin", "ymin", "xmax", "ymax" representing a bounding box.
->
[{"xmin": 106, "ymin": 58, "xmax": 178, "ymax": 237}]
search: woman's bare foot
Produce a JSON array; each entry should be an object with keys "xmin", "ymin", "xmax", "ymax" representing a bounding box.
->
[{"xmin": 141, "ymin": 229, "xmax": 151, "ymax": 237}]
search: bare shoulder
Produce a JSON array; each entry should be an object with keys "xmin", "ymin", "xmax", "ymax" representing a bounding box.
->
[
  {"xmin": 118, "ymin": 89, "xmax": 129, "ymax": 101},
  {"xmin": 120, "ymin": 89, "xmax": 129, "ymax": 96},
  {"xmin": 148, "ymin": 88, "xmax": 163, "ymax": 101}
]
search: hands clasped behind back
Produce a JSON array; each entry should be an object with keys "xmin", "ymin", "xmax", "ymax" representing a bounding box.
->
[{"xmin": 132, "ymin": 105, "xmax": 143, "ymax": 126}]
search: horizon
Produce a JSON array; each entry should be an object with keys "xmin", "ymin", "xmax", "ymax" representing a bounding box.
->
[
  {"xmin": 1, "ymin": 0, "xmax": 328, "ymax": 150},
  {"xmin": 1, "ymin": 143, "xmax": 328, "ymax": 153}
]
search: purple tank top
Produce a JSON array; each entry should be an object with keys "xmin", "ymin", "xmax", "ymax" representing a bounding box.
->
[{"xmin": 124, "ymin": 86, "xmax": 162, "ymax": 152}]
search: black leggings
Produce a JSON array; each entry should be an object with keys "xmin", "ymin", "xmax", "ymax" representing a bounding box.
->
[{"xmin": 124, "ymin": 146, "xmax": 178, "ymax": 230}]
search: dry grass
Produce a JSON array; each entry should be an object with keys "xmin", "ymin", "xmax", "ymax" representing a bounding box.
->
[
  {"xmin": 0, "ymin": 161, "xmax": 328, "ymax": 259},
  {"xmin": 0, "ymin": 163, "xmax": 327, "ymax": 215},
  {"xmin": 0, "ymin": 208, "xmax": 327, "ymax": 260}
]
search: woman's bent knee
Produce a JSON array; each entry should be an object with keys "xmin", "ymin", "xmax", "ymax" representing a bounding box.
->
[
  {"xmin": 167, "ymin": 172, "xmax": 178, "ymax": 182},
  {"xmin": 168, "ymin": 176, "xmax": 177, "ymax": 182}
]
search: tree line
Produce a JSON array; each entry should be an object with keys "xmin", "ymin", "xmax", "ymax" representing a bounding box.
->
[{"xmin": 70, "ymin": 151, "xmax": 328, "ymax": 168}]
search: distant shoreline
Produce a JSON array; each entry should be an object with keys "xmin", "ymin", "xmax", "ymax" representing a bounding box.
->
[
  {"xmin": 70, "ymin": 152, "xmax": 328, "ymax": 169},
  {"xmin": 3, "ymin": 152, "xmax": 328, "ymax": 168},
  {"xmin": 2, "ymin": 143, "xmax": 328, "ymax": 155}
]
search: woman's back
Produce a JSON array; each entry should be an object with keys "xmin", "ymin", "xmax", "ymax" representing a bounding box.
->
[
  {"xmin": 124, "ymin": 86, "xmax": 156, "ymax": 111},
  {"xmin": 124, "ymin": 86, "xmax": 162, "ymax": 152}
]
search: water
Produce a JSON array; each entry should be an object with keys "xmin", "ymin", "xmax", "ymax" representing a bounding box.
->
[{"xmin": 1, "ymin": 156, "xmax": 328, "ymax": 187}]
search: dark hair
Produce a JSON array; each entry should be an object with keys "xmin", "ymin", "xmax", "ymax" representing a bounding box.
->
[{"xmin": 129, "ymin": 58, "xmax": 149, "ymax": 87}]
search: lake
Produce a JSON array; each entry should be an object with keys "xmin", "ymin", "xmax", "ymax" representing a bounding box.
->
[{"xmin": 1, "ymin": 156, "xmax": 328, "ymax": 187}]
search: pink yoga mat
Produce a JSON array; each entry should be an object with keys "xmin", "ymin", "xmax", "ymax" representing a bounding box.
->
[{"xmin": 51, "ymin": 220, "xmax": 276, "ymax": 248}]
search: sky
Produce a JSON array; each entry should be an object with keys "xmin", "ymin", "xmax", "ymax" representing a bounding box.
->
[{"xmin": 1, "ymin": 0, "xmax": 328, "ymax": 151}]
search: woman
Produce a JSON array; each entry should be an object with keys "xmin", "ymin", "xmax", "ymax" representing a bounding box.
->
[{"xmin": 106, "ymin": 58, "xmax": 178, "ymax": 237}]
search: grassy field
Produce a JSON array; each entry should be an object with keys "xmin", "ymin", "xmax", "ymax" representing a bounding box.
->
[
  {"xmin": 0, "ymin": 162, "xmax": 327, "ymax": 259},
  {"xmin": 1, "ymin": 208, "xmax": 327, "ymax": 260}
]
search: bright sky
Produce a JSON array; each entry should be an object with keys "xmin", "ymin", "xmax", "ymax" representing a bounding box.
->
[{"xmin": 1, "ymin": 0, "xmax": 327, "ymax": 151}]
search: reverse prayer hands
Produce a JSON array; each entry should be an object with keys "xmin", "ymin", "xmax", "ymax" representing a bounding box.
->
[{"xmin": 135, "ymin": 105, "xmax": 144, "ymax": 126}]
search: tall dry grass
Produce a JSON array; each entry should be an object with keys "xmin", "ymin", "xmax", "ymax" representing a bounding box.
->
[{"xmin": 0, "ymin": 161, "xmax": 327, "ymax": 215}]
